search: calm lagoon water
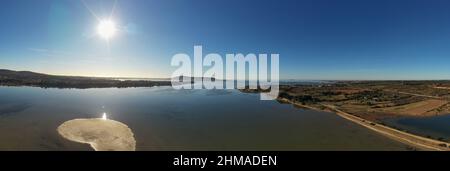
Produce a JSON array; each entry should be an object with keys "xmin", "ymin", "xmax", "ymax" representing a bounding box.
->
[
  {"xmin": 385, "ymin": 115, "xmax": 450, "ymax": 142},
  {"xmin": 0, "ymin": 86, "xmax": 408, "ymax": 150}
]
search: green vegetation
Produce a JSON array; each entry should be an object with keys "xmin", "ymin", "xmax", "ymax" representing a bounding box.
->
[{"xmin": 243, "ymin": 80, "xmax": 450, "ymax": 122}]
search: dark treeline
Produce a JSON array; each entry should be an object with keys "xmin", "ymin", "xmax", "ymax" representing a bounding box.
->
[{"xmin": 0, "ymin": 69, "xmax": 171, "ymax": 89}]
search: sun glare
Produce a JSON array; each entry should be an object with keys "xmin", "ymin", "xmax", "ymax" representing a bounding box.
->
[
  {"xmin": 97, "ymin": 19, "xmax": 117, "ymax": 39},
  {"xmin": 102, "ymin": 112, "xmax": 107, "ymax": 120}
]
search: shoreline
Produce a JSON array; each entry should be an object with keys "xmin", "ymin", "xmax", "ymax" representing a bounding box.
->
[
  {"xmin": 57, "ymin": 118, "xmax": 136, "ymax": 151},
  {"xmin": 278, "ymin": 97, "xmax": 450, "ymax": 151},
  {"xmin": 3, "ymin": 81, "xmax": 449, "ymax": 150}
]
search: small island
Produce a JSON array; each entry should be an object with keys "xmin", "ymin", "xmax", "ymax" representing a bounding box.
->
[{"xmin": 57, "ymin": 118, "xmax": 136, "ymax": 151}]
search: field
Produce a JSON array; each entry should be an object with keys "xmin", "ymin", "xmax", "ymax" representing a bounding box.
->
[
  {"xmin": 272, "ymin": 81, "xmax": 450, "ymax": 121},
  {"xmin": 381, "ymin": 99, "xmax": 447, "ymax": 116}
]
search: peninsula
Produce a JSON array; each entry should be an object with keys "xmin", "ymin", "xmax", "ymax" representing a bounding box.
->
[{"xmin": 242, "ymin": 80, "xmax": 450, "ymax": 150}]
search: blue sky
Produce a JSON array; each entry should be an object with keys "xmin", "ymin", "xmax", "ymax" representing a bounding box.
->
[{"xmin": 1, "ymin": 0, "xmax": 450, "ymax": 80}]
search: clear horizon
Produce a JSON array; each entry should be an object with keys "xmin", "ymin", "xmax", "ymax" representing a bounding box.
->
[{"xmin": 1, "ymin": 0, "xmax": 450, "ymax": 80}]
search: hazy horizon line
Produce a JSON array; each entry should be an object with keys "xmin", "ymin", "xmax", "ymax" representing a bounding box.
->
[{"xmin": 1, "ymin": 68, "xmax": 450, "ymax": 81}]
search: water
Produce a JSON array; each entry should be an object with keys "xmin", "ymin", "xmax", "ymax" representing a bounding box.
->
[
  {"xmin": 0, "ymin": 86, "xmax": 408, "ymax": 150},
  {"xmin": 384, "ymin": 115, "xmax": 450, "ymax": 142}
]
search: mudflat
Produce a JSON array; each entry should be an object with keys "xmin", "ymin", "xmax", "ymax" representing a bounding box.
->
[{"xmin": 57, "ymin": 118, "xmax": 136, "ymax": 151}]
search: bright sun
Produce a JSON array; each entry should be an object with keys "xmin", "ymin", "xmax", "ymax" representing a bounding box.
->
[{"xmin": 97, "ymin": 19, "xmax": 117, "ymax": 39}]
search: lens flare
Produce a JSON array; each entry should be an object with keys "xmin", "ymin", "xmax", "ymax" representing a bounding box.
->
[{"xmin": 97, "ymin": 20, "xmax": 117, "ymax": 39}]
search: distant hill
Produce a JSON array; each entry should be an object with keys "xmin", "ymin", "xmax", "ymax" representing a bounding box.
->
[
  {"xmin": 0, "ymin": 69, "xmax": 171, "ymax": 88},
  {"xmin": 0, "ymin": 69, "xmax": 51, "ymax": 79}
]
